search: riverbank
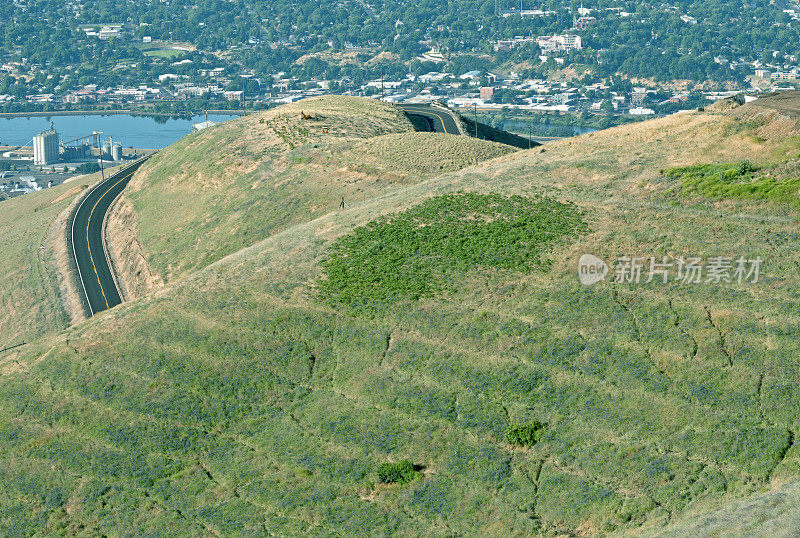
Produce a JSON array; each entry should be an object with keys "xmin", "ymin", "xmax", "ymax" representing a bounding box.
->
[{"xmin": 0, "ymin": 109, "xmax": 249, "ymax": 119}]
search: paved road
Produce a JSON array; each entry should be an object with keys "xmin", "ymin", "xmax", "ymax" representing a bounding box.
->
[
  {"xmin": 399, "ymin": 104, "xmax": 461, "ymax": 135},
  {"xmin": 70, "ymin": 158, "xmax": 148, "ymax": 316}
]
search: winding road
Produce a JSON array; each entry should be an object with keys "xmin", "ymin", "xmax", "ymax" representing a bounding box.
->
[
  {"xmin": 70, "ymin": 158, "xmax": 148, "ymax": 316},
  {"xmin": 399, "ymin": 104, "xmax": 462, "ymax": 135}
]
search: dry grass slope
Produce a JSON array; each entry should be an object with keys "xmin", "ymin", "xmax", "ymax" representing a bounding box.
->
[
  {"xmin": 346, "ymin": 132, "xmax": 517, "ymax": 176},
  {"xmin": 123, "ymin": 95, "xmax": 518, "ymax": 282},
  {"xmin": 0, "ymin": 170, "xmax": 110, "ymax": 349},
  {"xmin": 4, "ymin": 99, "xmax": 800, "ymax": 535}
]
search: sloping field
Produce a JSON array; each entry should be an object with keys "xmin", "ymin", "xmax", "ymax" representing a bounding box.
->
[
  {"xmin": 0, "ymin": 184, "xmax": 74, "ymax": 349},
  {"xmin": 0, "ymin": 168, "xmax": 113, "ymax": 349},
  {"xmin": 124, "ymin": 96, "xmax": 517, "ymax": 282},
  {"xmin": 651, "ymin": 479, "xmax": 800, "ymax": 536},
  {"xmin": 2, "ymin": 98, "xmax": 800, "ymax": 534},
  {"xmin": 744, "ymin": 90, "xmax": 800, "ymax": 117}
]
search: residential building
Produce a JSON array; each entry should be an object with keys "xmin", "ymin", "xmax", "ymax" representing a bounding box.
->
[{"xmin": 224, "ymin": 90, "xmax": 245, "ymax": 102}]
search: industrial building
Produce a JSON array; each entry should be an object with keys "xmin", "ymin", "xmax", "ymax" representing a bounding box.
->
[
  {"xmin": 62, "ymin": 144, "xmax": 91, "ymax": 161},
  {"xmin": 33, "ymin": 125, "xmax": 59, "ymax": 165},
  {"xmin": 102, "ymin": 141, "xmax": 123, "ymax": 161}
]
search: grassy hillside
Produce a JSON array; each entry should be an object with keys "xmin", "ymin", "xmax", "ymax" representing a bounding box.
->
[
  {"xmin": 126, "ymin": 96, "xmax": 517, "ymax": 282},
  {"xmin": 0, "ymin": 173, "xmax": 113, "ymax": 349},
  {"xmin": 0, "ymin": 185, "xmax": 73, "ymax": 350},
  {"xmin": 648, "ymin": 479, "xmax": 800, "ymax": 536},
  {"xmin": 4, "ymin": 98, "xmax": 800, "ymax": 534}
]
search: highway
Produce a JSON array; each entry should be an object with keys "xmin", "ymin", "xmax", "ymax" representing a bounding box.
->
[
  {"xmin": 70, "ymin": 158, "xmax": 148, "ymax": 316},
  {"xmin": 399, "ymin": 104, "xmax": 462, "ymax": 135}
]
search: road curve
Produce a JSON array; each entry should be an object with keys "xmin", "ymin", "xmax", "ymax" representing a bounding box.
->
[
  {"xmin": 70, "ymin": 158, "xmax": 149, "ymax": 316},
  {"xmin": 399, "ymin": 103, "xmax": 461, "ymax": 135}
]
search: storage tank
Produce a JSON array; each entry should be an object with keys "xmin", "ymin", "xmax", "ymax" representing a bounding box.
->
[{"xmin": 111, "ymin": 143, "xmax": 123, "ymax": 161}]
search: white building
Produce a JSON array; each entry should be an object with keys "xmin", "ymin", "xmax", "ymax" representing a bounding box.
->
[
  {"xmin": 501, "ymin": 9, "xmax": 555, "ymax": 17},
  {"xmin": 536, "ymin": 34, "xmax": 582, "ymax": 53},
  {"xmin": 772, "ymin": 72, "xmax": 797, "ymax": 81},
  {"xmin": 192, "ymin": 120, "xmax": 217, "ymax": 133}
]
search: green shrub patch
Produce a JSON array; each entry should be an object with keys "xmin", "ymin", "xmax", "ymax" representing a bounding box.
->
[
  {"xmin": 318, "ymin": 192, "xmax": 587, "ymax": 312},
  {"xmin": 505, "ymin": 421, "xmax": 547, "ymax": 447},
  {"xmin": 376, "ymin": 460, "xmax": 421, "ymax": 485},
  {"xmin": 664, "ymin": 161, "xmax": 800, "ymax": 207}
]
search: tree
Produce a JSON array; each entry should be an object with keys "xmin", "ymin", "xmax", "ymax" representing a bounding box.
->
[{"xmin": 77, "ymin": 162, "xmax": 101, "ymax": 174}]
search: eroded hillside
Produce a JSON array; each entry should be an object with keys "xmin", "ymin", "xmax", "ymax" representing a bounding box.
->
[{"xmin": 3, "ymin": 96, "xmax": 800, "ymax": 535}]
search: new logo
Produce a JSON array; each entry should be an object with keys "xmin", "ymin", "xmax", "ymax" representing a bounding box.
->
[{"xmin": 578, "ymin": 254, "xmax": 608, "ymax": 285}]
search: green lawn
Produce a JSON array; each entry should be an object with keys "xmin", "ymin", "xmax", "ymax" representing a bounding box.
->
[{"xmin": 142, "ymin": 49, "xmax": 184, "ymax": 59}]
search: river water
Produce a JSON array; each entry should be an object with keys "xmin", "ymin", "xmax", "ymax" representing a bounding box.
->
[{"xmin": 0, "ymin": 114, "xmax": 239, "ymax": 149}]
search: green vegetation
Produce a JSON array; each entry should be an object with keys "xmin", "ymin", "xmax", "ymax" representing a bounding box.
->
[
  {"xmin": 6, "ymin": 0, "xmax": 800, "ymax": 100},
  {"xmin": 141, "ymin": 48, "xmax": 183, "ymax": 59},
  {"xmin": 376, "ymin": 460, "xmax": 421, "ymax": 485},
  {"xmin": 505, "ymin": 422, "xmax": 546, "ymax": 447},
  {"xmin": 318, "ymin": 192, "xmax": 587, "ymax": 313},
  {"xmin": 76, "ymin": 162, "xmax": 101, "ymax": 174},
  {"xmin": 665, "ymin": 161, "xmax": 800, "ymax": 208}
]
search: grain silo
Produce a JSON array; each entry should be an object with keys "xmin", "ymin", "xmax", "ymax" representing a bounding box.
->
[{"xmin": 33, "ymin": 124, "xmax": 59, "ymax": 165}]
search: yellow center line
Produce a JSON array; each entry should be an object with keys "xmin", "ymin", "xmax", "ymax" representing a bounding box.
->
[
  {"xmin": 428, "ymin": 111, "xmax": 450, "ymax": 134},
  {"xmin": 404, "ymin": 106, "xmax": 452, "ymax": 135},
  {"xmin": 85, "ymin": 171, "xmax": 135, "ymax": 310}
]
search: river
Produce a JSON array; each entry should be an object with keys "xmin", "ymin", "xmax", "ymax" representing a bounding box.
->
[{"xmin": 0, "ymin": 113, "xmax": 240, "ymax": 149}]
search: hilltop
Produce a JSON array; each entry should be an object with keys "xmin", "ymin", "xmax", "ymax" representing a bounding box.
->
[
  {"xmin": 116, "ymin": 97, "xmax": 517, "ymax": 288},
  {"xmin": 2, "ymin": 95, "xmax": 800, "ymax": 535}
]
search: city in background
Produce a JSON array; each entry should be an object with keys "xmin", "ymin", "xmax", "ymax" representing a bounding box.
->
[{"xmin": 3, "ymin": 0, "xmax": 800, "ymax": 136}]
